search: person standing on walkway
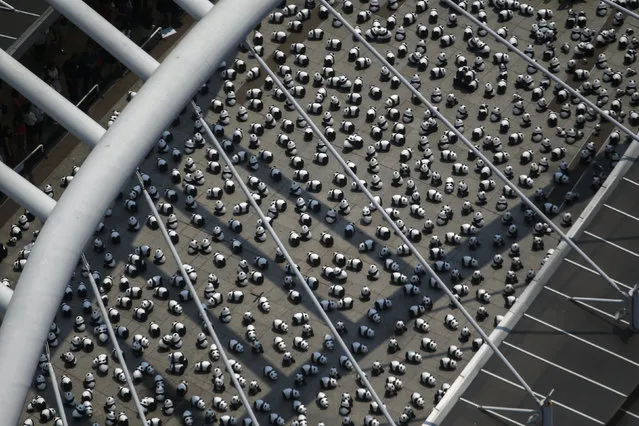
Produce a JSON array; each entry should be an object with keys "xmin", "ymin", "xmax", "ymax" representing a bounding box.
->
[
  {"xmin": 63, "ymin": 54, "xmax": 81, "ymax": 104},
  {"xmin": 0, "ymin": 126, "xmax": 15, "ymax": 167},
  {"xmin": 44, "ymin": 61, "xmax": 63, "ymax": 94},
  {"xmin": 12, "ymin": 114, "xmax": 27, "ymax": 156},
  {"xmin": 11, "ymin": 90, "xmax": 25, "ymax": 117},
  {"xmin": 22, "ymin": 103, "xmax": 38, "ymax": 152},
  {"xmin": 32, "ymin": 27, "xmax": 50, "ymax": 63}
]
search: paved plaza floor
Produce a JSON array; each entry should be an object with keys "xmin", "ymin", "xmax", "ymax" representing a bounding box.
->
[{"xmin": 1, "ymin": 0, "xmax": 638, "ymax": 425}]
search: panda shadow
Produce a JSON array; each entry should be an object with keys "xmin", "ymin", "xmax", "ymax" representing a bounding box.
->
[
  {"xmin": 417, "ymin": 278, "xmax": 527, "ymax": 318},
  {"xmin": 49, "ymin": 299, "xmax": 261, "ymax": 425},
  {"xmin": 192, "ymin": 147, "xmax": 427, "ymax": 285},
  {"xmin": 169, "ymin": 166, "xmax": 557, "ymax": 344}
]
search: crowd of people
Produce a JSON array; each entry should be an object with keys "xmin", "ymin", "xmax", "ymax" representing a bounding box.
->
[{"xmin": 0, "ymin": 0, "xmax": 186, "ymax": 167}]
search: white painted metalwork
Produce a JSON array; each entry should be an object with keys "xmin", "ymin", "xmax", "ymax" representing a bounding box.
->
[
  {"xmin": 248, "ymin": 43, "xmax": 545, "ymax": 406},
  {"xmin": 0, "ymin": 49, "xmax": 105, "ymax": 146},
  {"xmin": 0, "ymin": 155, "xmax": 260, "ymax": 425},
  {"xmin": 441, "ymin": 0, "xmax": 639, "ymax": 147},
  {"xmin": 135, "ymin": 170, "xmax": 261, "ymax": 425},
  {"xmin": 193, "ymin": 100, "xmax": 399, "ymax": 426},
  {"xmin": 0, "ymin": 285, "xmax": 12, "ymax": 311},
  {"xmin": 82, "ymin": 254, "xmax": 149, "ymax": 424},
  {"xmin": 0, "ymin": 0, "xmax": 40, "ymax": 16},
  {"xmin": 0, "ymin": 1, "xmax": 280, "ymax": 421},
  {"xmin": 320, "ymin": 0, "xmax": 629, "ymax": 301},
  {"xmin": 44, "ymin": 344, "xmax": 69, "ymax": 426},
  {"xmin": 0, "ymin": 161, "xmax": 55, "ymax": 222},
  {"xmin": 173, "ymin": 0, "xmax": 211, "ymax": 21}
]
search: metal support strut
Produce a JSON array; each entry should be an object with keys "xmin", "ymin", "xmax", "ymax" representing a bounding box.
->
[
  {"xmin": 481, "ymin": 389, "xmax": 555, "ymax": 426},
  {"xmin": 0, "ymin": 1, "xmax": 281, "ymax": 422},
  {"xmin": 192, "ymin": 101, "xmax": 398, "ymax": 426},
  {"xmin": 82, "ymin": 254, "xmax": 149, "ymax": 423},
  {"xmin": 246, "ymin": 41, "xmax": 542, "ymax": 407},
  {"xmin": 571, "ymin": 285, "xmax": 639, "ymax": 330},
  {"xmin": 319, "ymin": 0, "xmax": 630, "ymax": 302},
  {"xmin": 442, "ymin": 0, "xmax": 639, "ymax": 146},
  {"xmin": 44, "ymin": 344, "xmax": 70, "ymax": 426},
  {"xmin": 438, "ymin": 0, "xmax": 639, "ymax": 320},
  {"xmin": 134, "ymin": 171, "xmax": 261, "ymax": 426}
]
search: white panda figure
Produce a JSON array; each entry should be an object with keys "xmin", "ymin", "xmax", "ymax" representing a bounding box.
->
[
  {"xmin": 444, "ymin": 314, "xmax": 459, "ymax": 329},
  {"xmin": 406, "ymin": 350, "xmax": 422, "ymax": 364},
  {"xmin": 440, "ymin": 357, "xmax": 457, "ymax": 370}
]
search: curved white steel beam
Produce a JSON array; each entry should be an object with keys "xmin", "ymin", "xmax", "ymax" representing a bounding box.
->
[
  {"xmin": 0, "ymin": 285, "xmax": 12, "ymax": 312},
  {"xmin": 0, "ymin": 0, "xmax": 279, "ymax": 421}
]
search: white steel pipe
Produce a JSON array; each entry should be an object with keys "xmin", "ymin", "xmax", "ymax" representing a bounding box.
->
[
  {"xmin": 600, "ymin": 0, "xmax": 639, "ymax": 24},
  {"xmin": 44, "ymin": 344, "xmax": 69, "ymax": 426},
  {"xmin": 44, "ymin": 0, "xmax": 158, "ymax": 79},
  {"xmin": 194, "ymin": 101, "xmax": 399, "ymax": 426},
  {"xmin": 0, "ymin": 285, "xmax": 13, "ymax": 313},
  {"xmin": 173, "ymin": 0, "xmax": 211, "ymax": 20},
  {"xmin": 135, "ymin": 171, "xmax": 260, "ymax": 425},
  {"xmin": 320, "ymin": 0, "xmax": 627, "ymax": 299},
  {"xmin": 0, "ymin": 161, "xmax": 56, "ymax": 222},
  {"xmin": 249, "ymin": 41, "xmax": 543, "ymax": 407},
  {"xmin": 0, "ymin": 1, "xmax": 280, "ymax": 422},
  {"xmin": 0, "ymin": 49, "xmax": 105, "ymax": 146}
]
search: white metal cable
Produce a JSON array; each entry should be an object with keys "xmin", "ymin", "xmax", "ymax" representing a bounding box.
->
[
  {"xmin": 0, "ymin": 0, "xmax": 15, "ymax": 11},
  {"xmin": 440, "ymin": 0, "xmax": 639, "ymax": 145},
  {"xmin": 600, "ymin": 0, "xmax": 639, "ymax": 23},
  {"xmin": 44, "ymin": 344, "xmax": 69, "ymax": 426},
  {"xmin": 2, "ymin": 159, "xmax": 145, "ymax": 423},
  {"xmin": 319, "ymin": 0, "xmax": 628, "ymax": 299},
  {"xmin": 246, "ymin": 42, "xmax": 542, "ymax": 406},
  {"xmin": 133, "ymin": 171, "xmax": 261, "ymax": 426},
  {"xmin": 0, "ymin": 1, "xmax": 280, "ymax": 421},
  {"xmin": 81, "ymin": 254, "xmax": 149, "ymax": 424},
  {"xmin": 192, "ymin": 101, "xmax": 399, "ymax": 426}
]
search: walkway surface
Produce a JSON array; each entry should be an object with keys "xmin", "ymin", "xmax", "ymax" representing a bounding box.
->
[
  {"xmin": 443, "ymin": 161, "xmax": 639, "ymax": 425},
  {"xmin": 0, "ymin": 0, "xmax": 638, "ymax": 425}
]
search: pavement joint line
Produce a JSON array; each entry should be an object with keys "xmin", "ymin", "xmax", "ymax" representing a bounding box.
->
[
  {"xmin": 582, "ymin": 231, "xmax": 639, "ymax": 259},
  {"xmin": 563, "ymin": 258, "xmax": 632, "ymax": 291},
  {"xmin": 501, "ymin": 341, "xmax": 627, "ymax": 398},
  {"xmin": 542, "ymin": 285, "xmax": 630, "ymax": 325},
  {"xmin": 524, "ymin": 313, "xmax": 639, "ymax": 368},
  {"xmin": 480, "ymin": 368, "xmax": 606, "ymax": 425},
  {"xmin": 623, "ymin": 177, "xmax": 639, "ymax": 188},
  {"xmin": 603, "ymin": 204, "xmax": 639, "ymax": 223},
  {"xmin": 459, "ymin": 397, "xmax": 528, "ymax": 426},
  {"xmin": 426, "ymin": 139, "xmax": 639, "ymax": 425}
]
